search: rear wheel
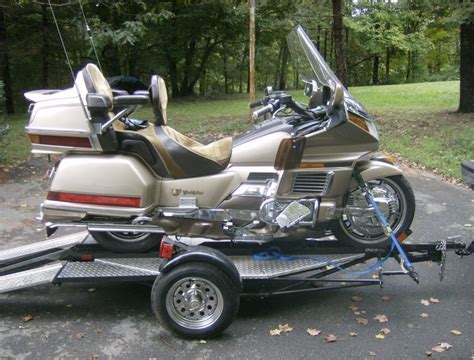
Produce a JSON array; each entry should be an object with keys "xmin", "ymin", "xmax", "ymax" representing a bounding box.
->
[
  {"xmin": 89, "ymin": 231, "xmax": 162, "ymax": 253},
  {"xmin": 332, "ymin": 175, "xmax": 415, "ymax": 248}
]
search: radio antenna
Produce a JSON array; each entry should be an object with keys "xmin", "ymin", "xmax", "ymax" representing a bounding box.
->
[
  {"xmin": 78, "ymin": 0, "xmax": 102, "ymax": 71},
  {"xmin": 47, "ymin": 0, "xmax": 89, "ymax": 119}
]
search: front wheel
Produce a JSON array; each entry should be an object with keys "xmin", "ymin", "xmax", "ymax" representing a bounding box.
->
[
  {"xmin": 151, "ymin": 262, "xmax": 240, "ymax": 339},
  {"xmin": 89, "ymin": 231, "xmax": 162, "ymax": 253},
  {"xmin": 332, "ymin": 175, "xmax": 415, "ymax": 248}
]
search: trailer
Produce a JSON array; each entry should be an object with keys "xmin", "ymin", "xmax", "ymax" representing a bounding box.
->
[{"xmin": 0, "ymin": 231, "xmax": 472, "ymax": 339}]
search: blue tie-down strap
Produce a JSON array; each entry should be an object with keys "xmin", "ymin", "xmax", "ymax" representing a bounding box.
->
[{"xmin": 253, "ymin": 245, "xmax": 394, "ymax": 276}]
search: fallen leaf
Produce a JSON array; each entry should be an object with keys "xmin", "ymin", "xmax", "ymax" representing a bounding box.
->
[
  {"xmin": 429, "ymin": 297, "xmax": 439, "ymax": 304},
  {"xmin": 75, "ymin": 332, "xmax": 86, "ymax": 339},
  {"xmin": 374, "ymin": 314, "xmax": 388, "ymax": 323},
  {"xmin": 278, "ymin": 324, "xmax": 293, "ymax": 333},
  {"xmin": 431, "ymin": 342, "xmax": 453, "ymax": 353},
  {"xmin": 375, "ymin": 334, "xmax": 385, "ymax": 340},
  {"xmin": 324, "ymin": 334, "xmax": 337, "ymax": 343},
  {"xmin": 421, "ymin": 299, "xmax": 430, "ymax": 306},
  {"xmin": 431, "ymin": 346, "xmax": 445, "ymax": 353},
  {"xmin": 381, "ymin": 295, "xmax": 390, "ymax": 301},
  {"xmin": 450, "ymin": 329, "xmax": 462, "ymax": 336},
  {"xmin": 368, "ymin": 351, "xmax": 376, "ymax": 356},
  {"xmin": 425, "ymin": 351, "xmax": 433, "ymax": 357},
  {"xmin": 350, "ymin": 305, "xmax": 359, "ymax": 311},
  {"xmin": 439, "ymin": 342, "xmax": 452, "ymax": 350},
  {"xmin": 380, "ymin": 328, "xmax": 391, "ymax": 335},
  {"xmin": 306, "ymin": 328, "xmax": 321, "ymax": 336},
  {"xmin": 270, "ymin": 328, "xmax": 282, "ymax": 336},
  {"xmin": 420, "ymin": 313, "xmax": 429, "ymax": 318},
  {"xmin": 351, "ymin": 295, "xmax": 362, "ymax": 302},
  {"xmin": 21, "ymin": 314, "xmax": 34, "ymax": 322},
  {"xmin": 349, "ymin": 332, "xmax": 358, "ymax": 337},
  {"xmin": 356, "ymin": 317, "xmax": 369, "ymax": 325}
]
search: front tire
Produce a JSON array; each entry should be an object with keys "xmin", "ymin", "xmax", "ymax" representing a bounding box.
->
[
  {"xmin": 332, "ymin": 175, "xmax": 415, "ymax": 248},
  {"xmin": 151, "ymin": 262, "xmax": 240, "ymax": 339},
  {"xmin": 89, "ymin": 231, "xmax": 162, "ymax": 253}
]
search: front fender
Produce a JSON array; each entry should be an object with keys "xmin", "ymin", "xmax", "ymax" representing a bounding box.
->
[
  {"xmin": 349, "ymin": 160, "xmax": 403, "ymax": 190},
  {"xmin": 160, "ymin": 246, "xmax": 242, "ymax": 291}
]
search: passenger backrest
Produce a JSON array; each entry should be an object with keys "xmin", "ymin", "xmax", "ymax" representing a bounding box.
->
[{"xmin": 149, "ymin": 75, "xmax": 168, "ymax": 126}]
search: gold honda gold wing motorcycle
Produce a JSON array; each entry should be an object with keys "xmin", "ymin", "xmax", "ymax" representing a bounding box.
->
[{"xmin": 25, "ymin": 26, "xmax": 415, "ymax": 253}]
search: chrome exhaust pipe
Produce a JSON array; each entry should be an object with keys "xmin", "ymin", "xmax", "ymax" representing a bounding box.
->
[{"xmin": 45, "ymin": 221, "xmax": 165, "ymax": 234}]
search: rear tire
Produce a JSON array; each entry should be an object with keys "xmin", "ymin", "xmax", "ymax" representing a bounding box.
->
[
  {"xmin": 89, "ymin": 231, "xmax": 162, "ymax": 253},
  {"xmin": 332, "ymin": 175, "xmax": 415, "ymax": 248},
  {"xmin": 151, "ymin": 262, "xmax": 240, "ymax": 339}
]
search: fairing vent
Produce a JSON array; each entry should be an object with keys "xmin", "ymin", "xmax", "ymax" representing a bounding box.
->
[
  {"xmin": 247, "ymin": 172, "xmax": 279, "ymax": 182},
  {"xmin": 292, "ymin": 172, "xmax": 332, "ymax": 194}
]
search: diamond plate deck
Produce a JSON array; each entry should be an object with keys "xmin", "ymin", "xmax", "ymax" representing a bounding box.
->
[
  {"xmin": 230, "ymin": 255, "xmax": 359, "ymax": 279},
  {"xmin": 0, "ymin": 262, "xmax": 63, "ymax": 293},
  {"xmin": 56, "ymin": 255, "xmax": 359, "ymax": 281},
  {"xmin": 57, "ymin": 258, "xmax": 164, "ymax": 280},
  {"xmin": 0, "ymin": 232, "xmax": 88, "ymax": 263}
]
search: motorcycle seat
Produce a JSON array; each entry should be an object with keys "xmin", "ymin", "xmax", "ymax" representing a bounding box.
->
[
  {"xmin": 134, "ymin": 75, "xmax": 232, "ymax": 179},
  {"xmin": 82, "ymin": 64, "xmax": 232, "ymax": 179}
]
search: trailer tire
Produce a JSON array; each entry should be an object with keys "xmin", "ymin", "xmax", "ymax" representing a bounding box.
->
[
  {"xmin": 89, "ymin": 231, "xmax": 162, "ymax": 253},
  {"xmin": 151, "ymin": 262, "xmax": 240, "ymax": 339}
]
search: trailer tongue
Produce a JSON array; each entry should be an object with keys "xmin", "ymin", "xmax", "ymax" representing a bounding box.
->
[{"xmin": 0, "ymin": 231, "xmax": 472, "ymax": 338}]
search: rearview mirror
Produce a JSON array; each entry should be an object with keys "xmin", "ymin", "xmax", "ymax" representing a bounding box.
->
[
  {"xmin": 304, "ymin": 80, "xmax": 318, "ymax": 97},
  {"xmin": 265, "ymin": 85, "xmax": 273, "ymax": 96}
]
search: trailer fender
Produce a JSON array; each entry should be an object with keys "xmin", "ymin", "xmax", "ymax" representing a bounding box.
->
[
  {"xmin": 349, "ymin": 159, "xmax": 403, "ymax": 190},
  {"xmin": 159, "ymin": 246, "xmax": 242, "ymax": 291}
]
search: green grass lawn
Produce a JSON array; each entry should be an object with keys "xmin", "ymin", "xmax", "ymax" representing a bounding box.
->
[{"xmin": 1, "ymin": 80, "xmax": 472, "ymax": 179}]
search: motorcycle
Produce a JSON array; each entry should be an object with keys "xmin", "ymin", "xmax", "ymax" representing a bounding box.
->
[{"xmin": 24, "ymin": 26, "xmax": 415, "ymax": 253}]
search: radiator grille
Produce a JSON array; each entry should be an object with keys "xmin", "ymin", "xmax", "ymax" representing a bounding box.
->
[{"xmin": 292, "ymin": 173, "xmax": 331, "ymax": 194}]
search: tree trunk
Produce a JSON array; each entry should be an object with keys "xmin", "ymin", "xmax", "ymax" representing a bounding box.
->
[
  {"xmin": 278, "ymin": 40, "xmax": 289, "ymax": 90},
  {"xmin": 249, "ymin": 0, "xmax": 256, "ymax": 103},
  {"xmin": 239, "ymin": 43, "xmax": 247, "ymax": 94},
  {"xmin": 372, "ymin": 55, "xmax": 379, "ymax": 85},
  {"xmin": 41, "ymin": 5, "xmax": 49, "ymax": 88},
  {"xmin": 385, "ymin": 47, "xmax": 390, "ymax": 84},
  {"xmin": 323, "ymin": 30, "xmax": 328, "ymax": 60},
  {"xmin": 406, "ymin": 51, "xmax": 411, "ymax": 82},
  {"xmin": 223, "ymin": 46, "xmax": 229, "ymax": 95},
  {"xmin": 332, "ymin": 0, "xmax": 348, "ymax": 86},
  {"xmin": 0, "ymin": 9, "xmax": 14, "ymax": 114},
  {"xmin": 459, "ymin": 20, "xmax": 474, "ymax": 113}
]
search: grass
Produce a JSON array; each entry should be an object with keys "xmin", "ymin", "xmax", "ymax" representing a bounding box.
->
[{"xmin": 1, "ymin": 80, "xmax": 472, "ymax": 179}]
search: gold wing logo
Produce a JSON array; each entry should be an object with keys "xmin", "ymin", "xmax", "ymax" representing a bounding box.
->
[{"xmin": 171, "ymin": 188, "xmax": 182, "ymax": 196}]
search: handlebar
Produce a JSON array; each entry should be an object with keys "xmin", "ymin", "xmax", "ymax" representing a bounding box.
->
[
  {"xmin": 249, "ymin": 99, "xmax": 264, "ymax": 108},
  {"xmin": 252, "ymin": 100, "xmax": 280, "ymax": 120}
]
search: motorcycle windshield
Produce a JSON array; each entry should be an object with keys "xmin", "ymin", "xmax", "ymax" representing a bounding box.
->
[{"xmin": 287, "ymin": 25, "xmax": 369, "ymax": 116}]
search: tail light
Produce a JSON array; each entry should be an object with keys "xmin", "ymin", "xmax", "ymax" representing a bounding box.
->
[
  {"xmin": 29, "ymin": 134, "xmax": 91, "ymax": 148},
  {"xmin": 47, "ymin": 191, "xmax": 141, "ymax": 208}
]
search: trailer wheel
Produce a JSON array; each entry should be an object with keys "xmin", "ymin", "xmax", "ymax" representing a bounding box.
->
[{"xmin": 151, "ymin": 262, "xmax": 240, "ymax": 339}]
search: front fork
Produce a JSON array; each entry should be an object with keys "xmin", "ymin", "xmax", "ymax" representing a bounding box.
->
[{"xmin": 353, "ymin": 171, "xmax": 419, "ymax": 283}]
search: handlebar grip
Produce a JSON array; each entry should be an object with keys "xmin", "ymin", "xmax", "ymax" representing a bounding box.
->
[
  {"xmin": 252, "ymin": 103, "xmax": 274, "ymax": 119},
  {"xmin": 249, "ymin": 99, "xmax": 263, "ymax": 108}
]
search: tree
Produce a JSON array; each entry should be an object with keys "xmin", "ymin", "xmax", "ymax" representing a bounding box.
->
[
  {"xmin": 332, "ymin": 0, "xmax": 347, "ymax": 86},
  {"xmin": 458, "ymin": 6, "xmax": 474, "ymax": 113},
  {"xmin": 0, "ymin": 7, "xmax": 14, "ymax": 114}
]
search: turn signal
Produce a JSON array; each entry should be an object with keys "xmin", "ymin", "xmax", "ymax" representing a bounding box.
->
[{"xmin": 348, "ymin": 112, "xmax": 369, "ymax": 132}]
